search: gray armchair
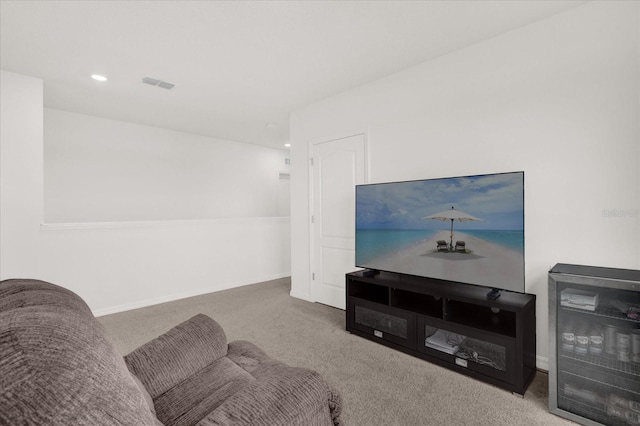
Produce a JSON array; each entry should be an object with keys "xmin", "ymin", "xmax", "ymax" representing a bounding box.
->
[{"xmin": 0, "ymin": 279, "xmax": 342, "ymax": 426}]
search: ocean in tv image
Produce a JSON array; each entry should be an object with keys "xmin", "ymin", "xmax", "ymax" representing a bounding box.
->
[{"xmin": 355, "ymin": 172, "xmax": 525, "ymax": 292}]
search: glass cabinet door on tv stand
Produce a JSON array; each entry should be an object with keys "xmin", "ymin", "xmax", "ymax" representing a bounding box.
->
[{"xmin": 548, "ymin": 264, "xmax": 640, "ymax": 426}]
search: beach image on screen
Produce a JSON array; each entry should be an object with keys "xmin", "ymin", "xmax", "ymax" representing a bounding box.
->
[{"xmin": 356, "ymin": 172, "xmax": 524, "ymax": 292}]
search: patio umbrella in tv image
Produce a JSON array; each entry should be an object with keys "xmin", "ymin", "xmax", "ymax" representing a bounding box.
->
[{"xmin": 422, "ymin": 206, "xmax": 484, "ymax": 251}]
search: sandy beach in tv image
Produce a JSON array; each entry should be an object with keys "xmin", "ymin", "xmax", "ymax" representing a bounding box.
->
[
  {"xmin": 356, "ymin": 172, "xmax": 524, "ymax": 292},
  {"xmin": 365, "ymin": 230, "xmax": 524, "ymax": 291}
]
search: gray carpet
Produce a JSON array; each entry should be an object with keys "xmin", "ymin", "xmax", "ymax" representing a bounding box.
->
[{"xmin": 98, "ymin": 278, "xmax": 575, "ymax": 426}]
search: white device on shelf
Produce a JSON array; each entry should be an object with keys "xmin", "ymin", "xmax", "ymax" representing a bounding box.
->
[
  {"xmin": 560, "ymin": 288, "xmax": 599, "ymax": 311},
  {"xmin": 425, "ymin": 329, "xmax": 465, "ymax": 355}
]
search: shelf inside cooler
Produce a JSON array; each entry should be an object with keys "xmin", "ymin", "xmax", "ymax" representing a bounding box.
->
[
  {"xmin": 559, "ymin": 352, "xmax": 640, "ymax": 378},
  {"xmin": 557, "ymin": 395, "xmax": 629, "ymax": 426},
  {"xmin": 560, "ymin": 305, "xmax": 640, "ymax": 325}
]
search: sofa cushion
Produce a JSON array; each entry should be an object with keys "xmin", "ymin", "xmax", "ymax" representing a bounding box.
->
[
  {"xmin": 225, "ymin": 341, "xmax": 343, "ymax": 426},
  {"xmin": 0, "ymin": 279, "xmax": 160, "ymax": 426},
  {"xmin": 154, "ymin": 356, "xmax": 255, "ymax": 426},
  {"xmin": 125, "ymin": 314, "xmax": 228, "ymax": 398}
]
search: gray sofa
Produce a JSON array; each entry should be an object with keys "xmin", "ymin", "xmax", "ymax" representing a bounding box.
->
[{"xmin": 0, "ymin": 279, "xmax": 343, "ymax": 426}]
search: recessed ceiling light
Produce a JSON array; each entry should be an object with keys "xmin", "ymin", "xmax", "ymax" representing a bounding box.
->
[
  {"xmin": 91, "ymin": 74, "xmax": 108, "ymax": 82},
  {"xmin": 284, "ymin": 143, "xmax": 291, "ymax": 148}
]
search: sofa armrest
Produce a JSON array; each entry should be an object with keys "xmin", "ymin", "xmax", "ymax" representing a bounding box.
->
[{"xmin": 125, "ymin": 314, "xmax": 227, "ymax": 398}]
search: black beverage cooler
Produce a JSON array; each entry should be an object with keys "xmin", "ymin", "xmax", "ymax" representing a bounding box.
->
[{"xmin": 548, "ymin": 264, "xmax": 640, "ymax": 426}]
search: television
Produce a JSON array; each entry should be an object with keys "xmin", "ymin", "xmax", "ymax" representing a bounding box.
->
[{"xmin": 355, "ymin": 171, "xmax": 525, "ymax": 294}]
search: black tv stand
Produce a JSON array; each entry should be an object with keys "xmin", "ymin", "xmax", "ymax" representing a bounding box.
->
[
  {"xmin": 487, "ymin": 288, "xmax": 501, "ymax": 300},
  {"xmin": 346, "ymin": 271, "xmax": 536, "ymax": 395}
]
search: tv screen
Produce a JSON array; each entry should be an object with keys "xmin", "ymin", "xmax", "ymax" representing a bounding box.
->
[{"xmin": 355, "ymin": 171, "xmax": 524, "ymax": 293}]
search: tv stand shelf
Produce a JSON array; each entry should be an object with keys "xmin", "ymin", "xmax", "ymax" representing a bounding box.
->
[{"xmin": 346, "ymin": 271, "xmax": 536, "ymax": 395}]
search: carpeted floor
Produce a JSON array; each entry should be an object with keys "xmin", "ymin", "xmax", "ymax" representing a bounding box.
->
[{"xmin": 98, "ymin": 277, "xmax": 576, "ymax": 426}]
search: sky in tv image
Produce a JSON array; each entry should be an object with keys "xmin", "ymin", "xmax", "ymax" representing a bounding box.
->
[
  {"xmin": 356, "ymin": 172, "xmax": 524, "ymax": 232},
  {"xmin": 355, "ymin": 172, "xmax": 525, "ymax": 292}
]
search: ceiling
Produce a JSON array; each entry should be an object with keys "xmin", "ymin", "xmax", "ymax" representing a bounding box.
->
[{"xmin": 0, "ymin": 0, "xmax": 586, "ymax": 149}]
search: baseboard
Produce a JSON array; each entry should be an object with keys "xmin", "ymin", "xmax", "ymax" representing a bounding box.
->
[
  {"xmin": 93, "ymin": 272, "xmax": 290, "ymax": 317},
  {"xmin": 289, "ymin": 288, "xmax": 313, "ymax": 302},
  {"xmin": 536, "ymin": 355, "xmax": 549, "ymax": 372}
]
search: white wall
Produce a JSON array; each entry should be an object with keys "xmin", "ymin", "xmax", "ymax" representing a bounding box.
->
[
  {"xmin": 44, "ymin": 109, "xmax": 289, "ymax": 222},
  {"xmin": 290, "ymin": 1, "xmax": 640, "ymax": 369},
  {"xmin": 1, "ymin": 70, "xmax": 291, "ymax": 315}
]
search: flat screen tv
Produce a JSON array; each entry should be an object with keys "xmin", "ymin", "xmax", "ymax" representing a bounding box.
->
[{"xmin": 355, "ymin": 171, "xmax": 524, "ymax": 294}]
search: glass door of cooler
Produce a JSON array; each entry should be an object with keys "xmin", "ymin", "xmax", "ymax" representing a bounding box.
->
[{"xmin": 549, "ymin": 272, "xmax": 640, "ymax": 426}]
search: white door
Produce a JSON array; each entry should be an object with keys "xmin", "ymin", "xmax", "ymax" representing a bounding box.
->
[{"xmin": 311, "ymin": 134, "xmax": 366, "ymax": 309}]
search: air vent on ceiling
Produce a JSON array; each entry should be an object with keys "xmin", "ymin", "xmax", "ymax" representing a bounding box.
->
[{"xmin": 142, "ymin": 77, "xmax": 175, "ymax": 90}]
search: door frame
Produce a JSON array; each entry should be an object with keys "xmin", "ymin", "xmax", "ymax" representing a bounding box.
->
[{"xmin": 308, "ymin": 130, "xmax": 369, "ymax": 305}]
